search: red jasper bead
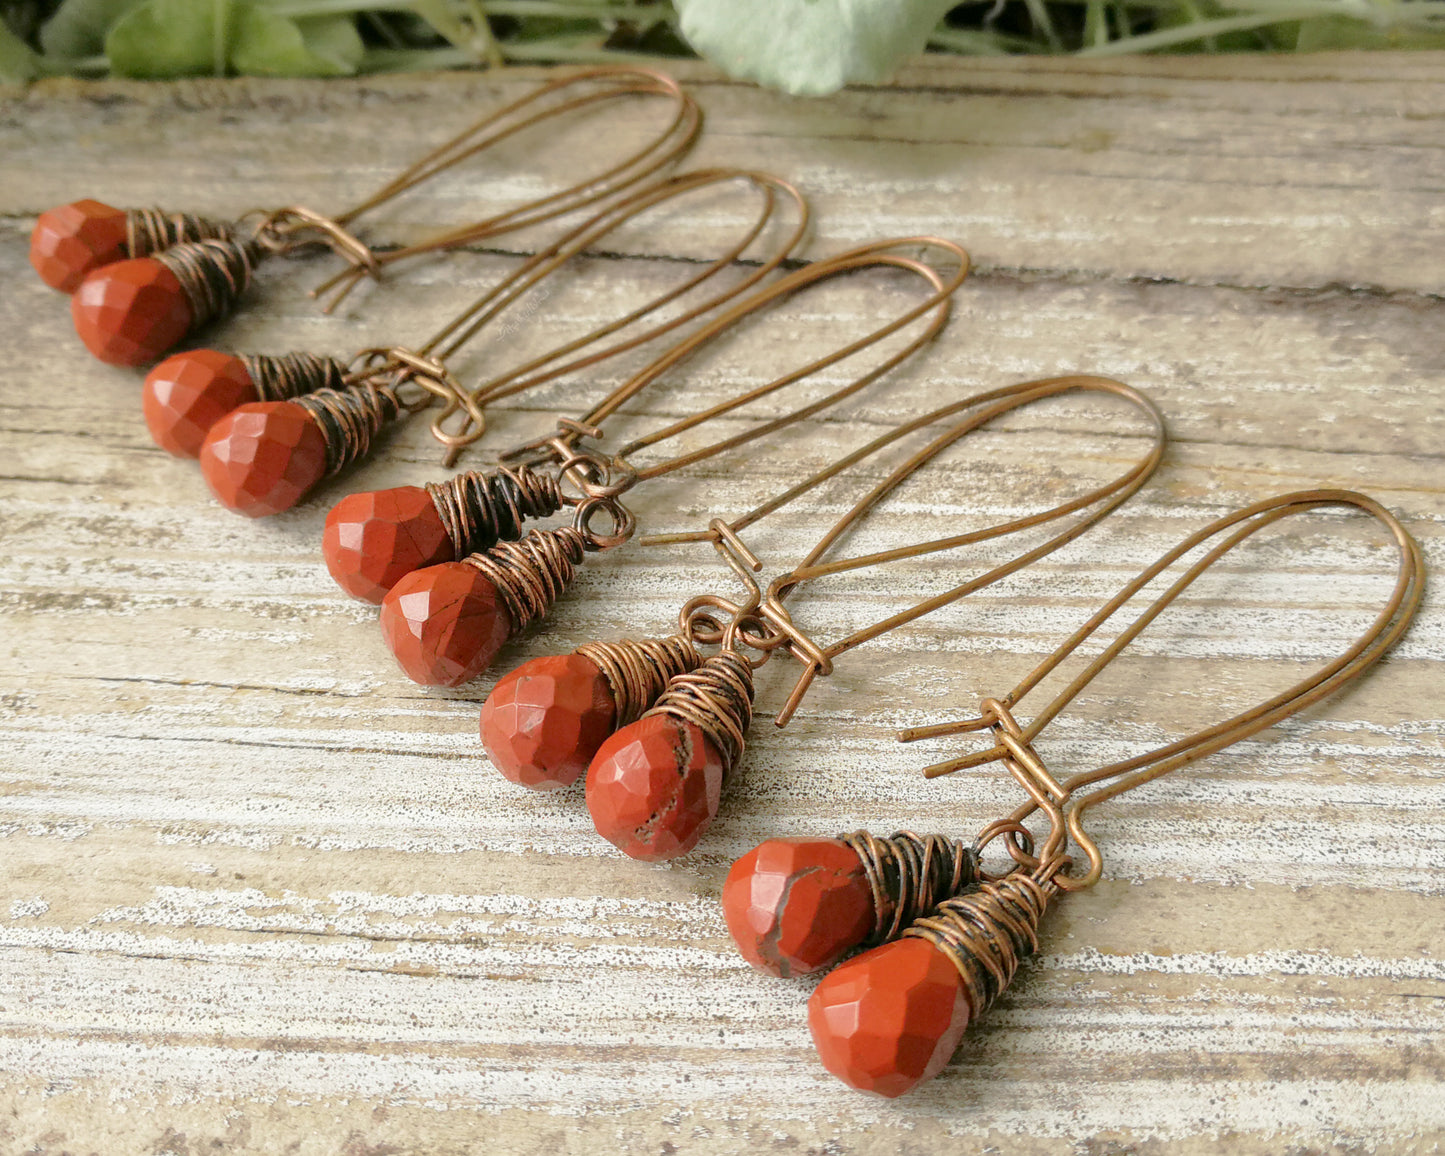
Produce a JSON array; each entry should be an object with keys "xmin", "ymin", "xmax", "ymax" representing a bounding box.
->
[
  {"xmin": 323, "ymin": 487, "xmax": 456, "ymax": 605},
  {"xmin": 722, "ymin": 838, "xmax": 875, "ymax": 978},
  {"xmin": 379, "ymin": 562, "xmax": 513, "ymax": 687},
  {"xmin": 808, "ymin": 937, "xmax": 970, "ymax": 1098},
  {"xmin": 31, "ymin": 200, "xmax": 130, "ymax": 293},
  {"xmin": 199, "ymin": 401, "xmax": 327, "ymax": 517},
  {"xmin": 143, "ymin": 350, "xmax": 259, "ymax": 458},
  {"xmin": 480, "ymin": 654, "xmax": 618, "ymax": 791},
  {"xmin": 71, "ymin": 257, "xmax": 193, "ymax": 366},
  {"xmin": 586, "ymin": 713, "xmax": 726, "ymax": 861}
]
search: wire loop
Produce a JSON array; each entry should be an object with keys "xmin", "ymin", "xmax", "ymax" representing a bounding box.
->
[{"xmin": 250, "ymin": 205, "xmax": 380, "ymax": 310}]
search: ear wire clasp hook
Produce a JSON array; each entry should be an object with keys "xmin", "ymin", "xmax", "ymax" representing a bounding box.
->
[
  {"xmin": 674, "ymin": 521, "xmax": 804, "ymax": 672},
  {"xmin": 249, "ymin": 206, "xmax": 381, "ymax": 312},
  {"xmin": 757, "ymin": 578, "xmax": 836, "ymax": 728},
  {"xmin": 495, "ymin": 418, "xmax": 606, "ymax": 471},
  {"xmin": 346, "ymin": 345, "xmax": 490, "ymax": 453},
  {"xmin": 902, "ymin": 698, "xmax": 1082, "ymax": 878}
]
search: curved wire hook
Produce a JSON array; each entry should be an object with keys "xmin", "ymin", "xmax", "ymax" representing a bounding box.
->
[
  {"xmin": 735, "ymin": 375, "xmax": 1166, "ymax": 726},
  {"xmin": 308, "ymin": 66, "xmax": 702, "ymax": 308},
  {"xmin": 597, "ymin": 237, "xmax": 969, "ymax": 483},
  {"xmin": 427, "ymin": 167, "xmax": 811, "ymax": 464},
  {"xmin": 905, "ymin": 489, "xmax": 1426, "ymax": 892}
]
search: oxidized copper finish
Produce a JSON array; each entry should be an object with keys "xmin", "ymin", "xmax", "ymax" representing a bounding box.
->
[
  {"xmin": 841, "ymin": 830, "xmax": 982, "ymax": 946},
  {"xmin": 153, "ymin": 238, "xmax": 261, "ymax": 331},
  {"xmin": 644, "ymin": 651, "xmax": 756, "ymax": 783},
  {"xmin": 460, "ymin": 527, "xmax": 590, "ymax": 637},
  {"xmin": 425, "ymin": 467, "xmax": 566, "ymax": 561},
  {"xmin": 241, "ymin": 351, "xmax": 347, "ymax": 403},
  {"xmin": 127, "ymin": 208, "xmax": 233, "ymax": 259},
  {"xmin": 572, "ymin": 370, "xmax": 1170, "ymax": 868},
  {"xmin": 575, "ymin": 635, "xmax": 703, "ymax": 728}
]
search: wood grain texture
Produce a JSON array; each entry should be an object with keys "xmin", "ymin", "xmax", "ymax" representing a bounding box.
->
[{"xmin": 1, "ymin": 54, "xmax": 1442, "ymax": 1156}]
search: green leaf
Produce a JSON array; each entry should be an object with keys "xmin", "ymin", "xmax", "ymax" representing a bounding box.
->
[
  {"xmin": 673, "ymin": 0, "xmax": 957, "ymax": 96},
  {"xmin": 105, "ymin": 0, "xmax": 231, "ymax": 78},
  {"xmin": 501, "ymin": 16, "xmax": 597, "ymax": 44},
  {"xmin": 39, "ymin": 0, "xmax": 145, "ymax": 57},
  {"xmin": 230, "ymin": 8, "xmax": 363, "ymax": 76},
  {"xmin": 1149, "ymin": 0, "xmax": 1275, "ymax": 54},
  {"xmin": 411, "ymin": 0, "xmax": 471, "ymax": 48},
  {"xmin": 408, "ymin": 0, "xmax": 499, "ymax": 64},
  {"xmin": 0, "ymin": 20, "xmax": 38, "ymax": 84},
  {"xmin": 1295, "ymin": 14, "xmax": 1445, "ymax": 50}
]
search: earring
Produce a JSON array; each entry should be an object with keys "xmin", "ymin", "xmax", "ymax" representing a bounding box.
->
[
  {"xmin": 481, "ymin": 376, "xmax": 1165, "ymax": 857},
  {"xmin": 355, "ymin": 237, "xmax": 970, "ymax": 690},
  {"xmin": 34, "ymin": 67, "xmax": 700, "ymax": 366},
  {"xmin": 745, "ymin": 490, "xmax": 1424, "ymax": 1097},
  {"xmin": 172, "ymin": 168, "xmax": 806, "ymax": 518}
]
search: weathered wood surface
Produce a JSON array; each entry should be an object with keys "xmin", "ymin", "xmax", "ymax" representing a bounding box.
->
[{"xmin": 1, "ymin": 54, "xmax": 1443, "ymax": 1156}]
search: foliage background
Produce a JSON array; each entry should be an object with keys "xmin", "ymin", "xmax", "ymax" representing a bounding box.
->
[{"xmin": 1, "ymin": 0, "xmax": 1443, "ymax": 92}]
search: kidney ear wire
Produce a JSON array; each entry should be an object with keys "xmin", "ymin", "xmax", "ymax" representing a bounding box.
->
[
  {"xmin": 708, "ymin": 375, "xmax": 1169, "ymax": 727},
  {"xmin": 902, "ymin": 488, "xmax": 1427, "ymax": 891}
]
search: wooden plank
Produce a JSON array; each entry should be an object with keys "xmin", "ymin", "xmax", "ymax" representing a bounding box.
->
[
  {"xmin": 3, "ymin": 54, "xmax": 1442, "ymax": 292},
  {"xmin": 1, "ymin": 53, "xmax": 1443, "ymax": 1155}
]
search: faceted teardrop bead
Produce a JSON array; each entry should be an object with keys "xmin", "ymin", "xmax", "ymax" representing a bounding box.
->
[
  {"xmin": 722, "ymin": 838, "xmax": 875, "ymax": 978},
  {"xmin": 143, "ymin": 349, "xmax": 259, "ymax": 458},
  {"xmin": 31, "ymin": 200, "xmax": 130, "ymax": 293},
  {"xmin": 379, "ymin": 562, "xmax": 514, "ymax": 687},
  {"xmin": 71, "ymin": 257, "xmax": 193, "ymax": 366},
  {"xmin": 199, "ymin": 401, "xmax": 327, "ymax": 518},
  {"xmin": 807, "ymin": 937, "xmax": 971, "ymax": 1098},
  {"xmin": 586, "ymin": 713, "xmax": 727, "ymax": 862},
  {"xmin": 323, "ymin": 487, "xmax": 456, "ymax": 605},
  {"xmin": 481, "ymin": 654, "xmax": 618, "ymax": 791}
]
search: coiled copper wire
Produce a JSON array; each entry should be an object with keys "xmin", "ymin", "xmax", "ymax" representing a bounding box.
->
[
  {"xmin": 293, "ymin": 385, "xmax": 402, "ymax": 476},
  {"xmin": 240, "ymin": 352, "xmax": 347, "ymax": 403},
  {"xmin": 461, "ymin": 527, "xmax": 587, "ymax": 633},
  {"xmin": 154, "ymin": 238, "xmax": 261, "ymax": 329},
  {"xmin": 125, "ymin": 208, "xmax": 232, "ymax": 260},
  {"xmin": 839, "ymin": 830, "xmax": 981, "ymax": 946},
  {"xmin": 904, "ymin": 874, "xmax": 1054, "ymax": 1018},
  {"xmin": 646, "ymin": 651, "xmax": 755, "ymax": 777},
  {"xmin": 576, "ymin": 635, "xmax": 704, "ymax": 727},
  {"xmin": 425, "ymin": 466, "xmax": 565, "ymax": 558}
]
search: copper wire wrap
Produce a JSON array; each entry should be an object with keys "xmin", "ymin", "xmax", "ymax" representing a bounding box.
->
[
  {"xmin": 293, "ymin": 385, "xmax": 402, "ymax": 477},
  {"xmin": 153, "ymin": 238, "xmax": 262, "ymax": 330},
  {"xmin": 904, "ymin": 874, "xmax": 1055, "ymax": 1018},
  {"xmin": 461, "ymin": 527, "xmax": 587, "ymax": 635},
  {"xmin": 239, "ymin": 352, "xmax": 347, "ymax": 403},
  {"xmin": 575, "ymin": 635, "xmax": 704, "ymax": 728},
  {"xmin": 424, "ymin": 466, "xmax": 565, "ymax": 558},
  {"xmin": 125, "ymin": 208, "xmax": 232, "ymax": 260},
  {"xmin": 645, "ymin": 651, "xmax": 756, "ymax": 780},
  {"xmin": 839, "ymin": 830, "xmax": 981, "ymax": 946}
]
